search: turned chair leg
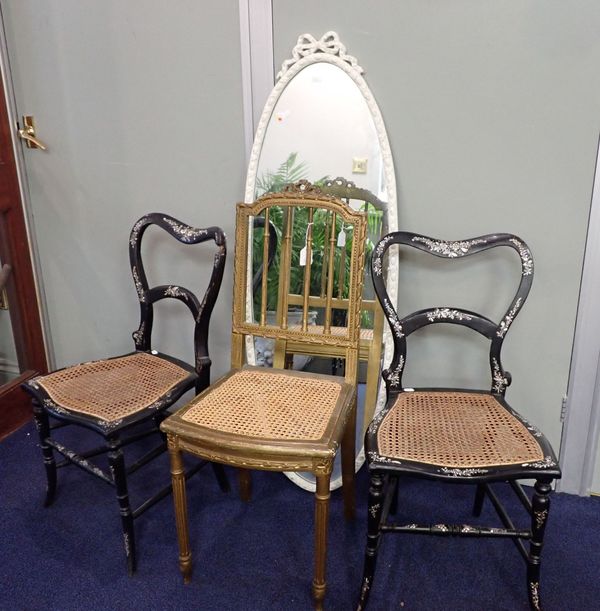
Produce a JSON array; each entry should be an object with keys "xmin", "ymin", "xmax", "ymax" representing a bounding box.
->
[
  {"xmin": 527, "ymin": 478, "xmax": 552, "ymax": 611},
  {"xmin": 341, "ymin": 401, "xmax": 357, "ymax": 521},
  {"xmin": 357, "ymin": 473, "xmax": 385, "ymax": 611},
  {"xmin": 32, "ymin": 401, "xmax": 57, "ymax": 507},
  {"xmin": 313, "ymin": 473, "xmax": 331, "ymax": 610},
  {"xmin": 167, "ymin": 438, "xmax": 193, "ymax": 583},
  {"xmin": 473, "ymin": 483, "xmax": 486, "ymax": 517},
  {"xmin": 108, "ymin": 437, "xmax": 136, "ymax": 576}
]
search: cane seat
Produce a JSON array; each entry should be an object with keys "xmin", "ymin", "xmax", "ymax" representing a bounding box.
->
[
  {"xmin": 34, "ymin": 352, "xmax": 192, "ymax": 423},
  {"xmin": 181, "ymin": 368, "xmax": 345, "ymax": 442},
  {"xmin": 376, "ymin": 391, "xmax": 544, "ymax": 469}
]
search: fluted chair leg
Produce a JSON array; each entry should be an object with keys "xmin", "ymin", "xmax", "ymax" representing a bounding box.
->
[
  {"xmin": 167, "ymin": 438, "xmax": 193, "ymax": 583},
  {"xmin": 108, "ymin": 438, "xmax": 136, "ymax": 575},
  {"xmin": 341, "ymin": 400, "xmax": 357, "ymax": 520},
  {"xmin": 313, "ymin": 472, "xmax": 331, "ymax": 610},
  {"xmin": 357, "ymin": 473, "xmax": 385, "ymax": 611},
  {"xmin": 473, "ymin": 483, "xmax": 486, "ymax": 517},
  {"xmin": 527, "ymin": 478, "xmax": 552, "ymax": 611},
  {"xmin": 32, "ymin": 401, "xmax": 57, "ymax": 507}
]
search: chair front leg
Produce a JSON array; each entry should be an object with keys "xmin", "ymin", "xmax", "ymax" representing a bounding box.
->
[
  {"xmin": 527, "ymin": 478, "xmax": 552, "ymax": 611},
  {"xmin": 167, "ymin": 436, "xmax": 193, "ymax": 583},
  {"xmin": 313, "ymin": 472, "xmax": 331, "ymax": 610},
  {"xmin": 357, "ymin": 472, "xmax": 385, "ymax": 611},
  {"xmin": 107, "ymin": 437, "xmax": 136, "ymax": 576},
  {"xmin": 32, "ymin": 400, "xmax": 57, "ymax": 507},
  {"xmin": 341, "ymin": 400, "xmax": 357, "ymax": 520}
]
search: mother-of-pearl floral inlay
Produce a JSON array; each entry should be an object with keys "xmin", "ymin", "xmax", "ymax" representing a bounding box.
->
[{"xmin": 411, "ymin": 236, "xmax": 487, "ymax": 257}]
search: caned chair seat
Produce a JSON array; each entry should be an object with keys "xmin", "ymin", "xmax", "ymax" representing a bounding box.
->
[
  {"xmin": 180, "ymin": 367, "xmax": 347, "ymax": 444},
  {"xmin": 34, "ymin": 352, "xmax": 194, "ymax": 424},
  {"xmin": 376, "ymin": 391, "xmax": 543, "ymax": 469}
]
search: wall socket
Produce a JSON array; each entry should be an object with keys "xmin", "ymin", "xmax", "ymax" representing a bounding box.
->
[{"xmin": 352, "ymin": 157, "xmax": 368, "ymax": 174}]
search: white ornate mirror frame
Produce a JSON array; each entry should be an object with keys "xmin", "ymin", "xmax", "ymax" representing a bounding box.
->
[{"xmin": 243, "ymin": 31, "xmax": 399, "ymax": 490}]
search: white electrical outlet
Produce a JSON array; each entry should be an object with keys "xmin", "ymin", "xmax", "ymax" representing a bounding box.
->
[{"xmin": 352, "ymin": 157, "xmax": 368, "ymax": 174}]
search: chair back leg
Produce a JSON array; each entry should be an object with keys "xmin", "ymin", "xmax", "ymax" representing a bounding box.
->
[
  {"xmin": 238, "ymin": 469, "xmax": 252, "ymax": 502},
  {"xmin": 341, "ymin": 399, "xmax": 357, "ymax": 521}
]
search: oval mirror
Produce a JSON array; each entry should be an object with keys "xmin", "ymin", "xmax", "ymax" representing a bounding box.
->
[{"xmin": 244, "ymin": 31, "xmax": 398, "ymax": 491}]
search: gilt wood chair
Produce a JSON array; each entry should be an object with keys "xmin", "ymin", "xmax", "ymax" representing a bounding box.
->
[
  {"xmin": 23, "ymin": 213, "xmax": 228, "ymax": 575},
  {"xmin": 160, "ymin": 182, "xmax": 367, "ymax": 607},
  {"xmin": 357, "ymin": 232, "xmax": 561, "ymax": 611}
]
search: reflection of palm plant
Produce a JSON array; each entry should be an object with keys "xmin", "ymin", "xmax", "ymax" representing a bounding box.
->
[{"xmin": 256, "ymin": 152, "xmax": 313, "ymax": 196}]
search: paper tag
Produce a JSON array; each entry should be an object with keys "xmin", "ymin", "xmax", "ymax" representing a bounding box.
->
[
  {"xmin": 299, "ymin": 247, "xmax": 313, "ymax": 266},
  {"xmin": 337, "ymin": 228, "xmax": 346, "ymax": 247}
]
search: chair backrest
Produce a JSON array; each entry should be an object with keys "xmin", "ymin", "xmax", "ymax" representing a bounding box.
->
[
  {"xmin": 128, "ymin": 213, "xmax": 226, "ymax": 390},
  {"xmin": 232, "ymin": 181, "xmax": 368, "ymax": 382},
  {"xmin": 371, "ymin": 231, "xmax": 533, "ymax": 397}
]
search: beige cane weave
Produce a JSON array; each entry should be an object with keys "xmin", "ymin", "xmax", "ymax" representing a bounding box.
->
[
  {"xmin": 181, "ymin": 369, "xmax": 343, "ymax": 441},
  {"xmin": 377, "ymin": 391, "xmax": 543, "ymax": 468},
  {"xmin": 37, "ymin": 352, "xmax": 191, "ymax": 422}
]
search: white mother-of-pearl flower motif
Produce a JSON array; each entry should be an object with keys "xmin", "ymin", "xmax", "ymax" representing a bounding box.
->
[{"xmin": 411, "ymin": 236, "xmax": 487, "ymax": 257}]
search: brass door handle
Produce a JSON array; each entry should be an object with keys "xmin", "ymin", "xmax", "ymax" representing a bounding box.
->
[
  {"xmin": 17, "ymin": 115, "xmax": 47, "ymax": 150},
  {"xmin": 18, "ymin": 128, "xmax": 47, "ymax": 150}
]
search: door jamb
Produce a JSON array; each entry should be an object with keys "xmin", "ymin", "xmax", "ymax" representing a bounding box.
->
[
  {"xmin": 558, "ymin": 131, "xmax": 600, "ymax": 496},
  {"xmin": 238, "ymin": 0, "xmax": 274, "ymax": 165}
]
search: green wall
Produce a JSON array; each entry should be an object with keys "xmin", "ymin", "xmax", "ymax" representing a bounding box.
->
[{"xmin": 273, "ymin": 1, "xmax": 600, "ymax": 448}]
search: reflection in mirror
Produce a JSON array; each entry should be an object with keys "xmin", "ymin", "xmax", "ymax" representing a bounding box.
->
[
  {"xmin": 0, "ymin": 261, "xmax": 20, "ymax": 385},
  {"xmin": 255, "ymin": 63, "xmax": 385, "ymax": 201},
  {"xmin": 245, "ymin": 32, "xmax": 398, "ymax": 490}
]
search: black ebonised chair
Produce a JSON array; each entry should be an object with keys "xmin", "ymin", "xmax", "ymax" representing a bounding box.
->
[
  {"xmin": 23, "ymin": 213, "xmax": 228, "ymax": 575},
  {"xmin": 357, "ymin": 232, "xmax": 561, "ymax": 611}
]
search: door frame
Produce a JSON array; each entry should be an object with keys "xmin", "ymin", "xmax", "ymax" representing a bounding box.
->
[
  {"xmin": 558, "ymin": 131, "xmax": 600, "ymax": 496},
  {"xmin": 0, "ymin": 11, "xmax": 48, "ymax": 438},
  {"xmin": 238, "ymin": 0, "xmax": 274, "ymax": 164}
]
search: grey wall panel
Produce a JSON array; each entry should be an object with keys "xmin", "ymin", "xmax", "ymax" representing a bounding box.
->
[
  {"xmin": 2, "ymin": 0, "xmax": 245, "ymax": 379},
  {"xmin": 273, "ymin": 0, "xmax": 600, "ymax": 448}
]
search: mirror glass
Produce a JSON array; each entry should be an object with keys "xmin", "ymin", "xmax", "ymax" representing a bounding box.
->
[
  {"xmin": 245, "ymin": 33, "xmax": 398, "ymax": 491},
  {"xmin": 254, "ymin": 63, "xmax": 386, "ymax": 202}
]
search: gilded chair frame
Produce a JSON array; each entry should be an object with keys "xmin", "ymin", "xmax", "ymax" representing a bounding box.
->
[{"xmin": 161, "ymin": 184, "xmax": 368, "ymax": 607}]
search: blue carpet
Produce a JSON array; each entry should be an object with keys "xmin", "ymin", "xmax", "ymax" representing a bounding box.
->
[{"xmin": 1, "ymin": 422, "xmax": 598, "ymax": 610}]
